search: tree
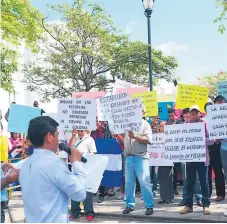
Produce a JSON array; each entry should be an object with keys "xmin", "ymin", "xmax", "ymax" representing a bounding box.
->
[
  {"xmin": 24, "ymin": 0, "xmax": 178, "ymax": 101},
  {"xmin": 197, "ymin": 71, "xmax": 227, "ymax": 100},
  {"xmin": 214, "ymin": 0, "xmax": 227, "ymax": 34},
  {"xmin": 0, "ymin": 0, "xmax": 43, "ymax": 92}
]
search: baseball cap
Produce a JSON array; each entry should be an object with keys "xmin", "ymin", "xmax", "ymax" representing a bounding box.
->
[{"xmin": 189, "ymin": 105, "xmax": 200, "ymax": 112}]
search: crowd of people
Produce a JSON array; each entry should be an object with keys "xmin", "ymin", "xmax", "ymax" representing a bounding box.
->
[{"xmin": 1, "ymin": 95, "xmax": 227, "ymax": 223}]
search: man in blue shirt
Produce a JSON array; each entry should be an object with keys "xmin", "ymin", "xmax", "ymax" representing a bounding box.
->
[
  {"xmin": 1, "ymin": 162, "xmax": 19, "ymax": 223},
  {"xmin": 19, "ymin": 116, "xmax": 87, "ymax": 223}
]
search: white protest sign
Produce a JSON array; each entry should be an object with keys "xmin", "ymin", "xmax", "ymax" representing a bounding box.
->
[
  {"xmin": 97, "ymin": 93, "xmax": 129, "ymax": 121},
  {"xmin": 112, "ymin": 98, "xmax": 143, "ymax": 134},
  {"xmin": 207, "ymin": 103, "xmax": 227, "ymax": 140},
  {"xmin": 147, "ymin": 133, "xmax": 173, "ymax": 166},
  {"xmin": 164, "ymin": 122, "xmax": 206, "ymax": 162},
  {"xmin": 57, "ymin": 98, "xmax": 96, "ymax": 131},
  {"xmin": 115, "ymin": 79, "xmax": 141, "ymax": 88}
]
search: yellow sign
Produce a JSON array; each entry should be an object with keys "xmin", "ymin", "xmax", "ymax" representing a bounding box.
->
[
  {"xmin": 132, "ymin": 91, "xmax": 158, "ymax": 116},
  {"xmin": 0, "ymin": 135, "xmax": 8, "ymax": 162},
  {"xmin": 176, "ymin": 84, "xmax": 208, "ymax": 112}
]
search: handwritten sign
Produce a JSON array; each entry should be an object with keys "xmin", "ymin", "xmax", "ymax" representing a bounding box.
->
[
  {"xmin": 132, "ymin": 91, "xmax": 158, "ymax": 117},
  {"xmin": 216, "ymin": 81, "xmax": 227, "ymax": 99},
  {"xmin": 8, "ymin": 104, "xmax": 41, "ymax": 134},
  {"xmin": 98, "ymin": 93, "xmax": 142, "ymax": 134},
  {"xmin": 147, "ymin": 133, "xmax": 173, "ymax": 166},
  {"xmin": 164, "ymin": 123, "xmax": 206, "ymax": 162},
  {"xmin": 57, "ymin": 98, "xmax": 96, "ymax": 131},
  {"xmin": 116, "ymin": 87, "xmax": 148, "ymax": 95},
  {"xmin": 207, "ymin": 103, "xmax": 227, "ymax": 140},
  {"xmin": 176, "ymin": 84, "xmax": 208, "ymax": 112},
  {"xmin": 72, "ymin": 91, "xmax": 105, "ymax": 99},
  {"xmin": 158, "ymin": 102, "xmax": 174, "ymax": 121}
]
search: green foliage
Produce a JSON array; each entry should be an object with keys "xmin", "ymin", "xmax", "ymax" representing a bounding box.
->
[
  {"xmin": 197, "ymin": 71, "xmax": 227, "ymax": 99},
  {"xmin": 24, "ymin": 0, "xmax": 178, "ymax": 101},
  {"xmin": 214, "ymin": 0, "xmax": 227, "ymax": 34},
  {"xmin": 0, "ymin": 0, "xmax": 43, "ymax": 91}
]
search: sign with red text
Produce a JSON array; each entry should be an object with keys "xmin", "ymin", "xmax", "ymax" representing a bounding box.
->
[
  {"xmin": 72, "ymin": 91, "xmax": 105, "ymax": 99},
  {"xmin": 147, "ymin": 133, "xmax": 173, "ymax": 166}
]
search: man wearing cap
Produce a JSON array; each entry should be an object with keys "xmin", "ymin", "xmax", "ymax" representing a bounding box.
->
[{"xmin": 180, "ymin": 105, "xmax": 214, "ymax": 215}]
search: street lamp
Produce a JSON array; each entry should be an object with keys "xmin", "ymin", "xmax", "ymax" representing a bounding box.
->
[{"xmin": 142, "ymin": 0, "xmax": 154, "ymax": 91}]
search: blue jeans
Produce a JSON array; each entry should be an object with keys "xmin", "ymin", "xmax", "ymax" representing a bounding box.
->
[
  {"xmin": 182, "ymin": 163, "xmax": 201, "ymax": 202},
  {"xmin": 149, "ymin": 166, "xmax": 158, "ymax": 191},
  {"xmin": 185, "ymin": 162, "xmax": 210, "ymax": 208},
  {"xmin": 125, "ymin": 156, "xmax": 154, "ymax": 208}
]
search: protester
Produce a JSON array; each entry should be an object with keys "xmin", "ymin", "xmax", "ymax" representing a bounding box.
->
[
  {"xmin": 150, "ymin": 116, "xmax": 159, "ymax": 197},
  {"xmin": 33, "ymin": 101, "xmax": 46, "ymax": 115},
  {"xmin": 68, "ymin": 129, "xmax": 97, "ymax": 221},
  {"xmin": 204, "ymin": 101, "xmax": 225, "ymax": 201},
  {"xmin": 9, "ymin": 132, "xmax": 23, "ymax": 163},
  {"xmin": 167, "ymin": 108, "xmax": 181, "ymax": 196},
  {"xmin": 114, "ymin": 134, "xmax": 125, "ymax": 200},
  {"xmin": 90, "ymin": 119, "xmax": 112, "ymax": 204},
  {"xmin": 19, "ymin": 116, "xmax": 86, "ymax": 223},
  {"xmin": 180, "ymin": 105, "xmax": 214, "ymax": 215},
  {"xmin": 1, "ymin": 162, "xmax": 19, "ymax": 223},
  {"xmin": 122, "ymin": 118, "xmax": 154, "ymax": 216},
  {"xmin": 4, "ymin": 102, "xmax": 16, "ymax": 122},
  {"xmin": 158, "ymin": 121, "xmax": 174, "ymax": 204},
  {"xmin": 23, "ymin": 136, "xmax": 35, "ymax": 158},
  {"xmin": 178, "ymin": 108, "xmax": 203, "ymax": 207}
]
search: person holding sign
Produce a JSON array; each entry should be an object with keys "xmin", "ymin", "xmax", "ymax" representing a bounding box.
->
[
  {"xmin": 19, "ymin": 116, "xmax": 87, "ymax": 223},
  {"xmin": 122, "ymin": 119, "xmax": 154, "ymax": 216},
  {"xmin": 157, "ymin": 121, "xmax": 174, "ymax": 204},
  {"xmin": 180, "ymin": 105, "xmax": 214, "ymax": 216},
  {"xmin": 68, "ymin": 129, "xmax": 97, "ymax": 222}
]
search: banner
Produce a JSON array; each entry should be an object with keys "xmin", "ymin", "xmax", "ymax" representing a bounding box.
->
[
  {"xmin": 72, "ymin": 91, "xmax": 105, "ymax": 99},
  {"xmin": 216, "ymin": 81, "xmax": 227, "ymax": 99},
  {"xmin": 158, "ymin": 102, "xmax": 174, "ymax": 121},
  {"xmin": 57, "ymin": 98, "xmax": 96, "ymax": 131},
  {"xmin": 95, "ymin": 138, "xmax": 122, "ymax": 187},
  {"xmin": 176, "ymin": 84, "xmax": 208, "ymax": 112},
  {"xmin": 8, "ymin": 104, "xmax": 41, "ymax": 134},
  {"xmin": 164, "ymin": 122, "xmax": 206, "ymax": 162},
  {"xmin": 132, "ymin": 91, "xmax": 158, "ymax": 117},
  {"xmin": 147, "ymin": 133, "xmax": 173, "ymax": 166},
  {"xmin": 207, "ymin": 103, "xmax": 227, "ymax": 139}
]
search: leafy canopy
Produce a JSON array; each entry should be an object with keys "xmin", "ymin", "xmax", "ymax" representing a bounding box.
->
[{"xmin": 24, "ymin": 0, "xmax": 178, "ymax": 101}]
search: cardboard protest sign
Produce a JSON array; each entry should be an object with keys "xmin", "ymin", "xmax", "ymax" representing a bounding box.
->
[
  {"xmin": 97, "ymin": 93, "xmax": 129, "ymax": 121},
  {"xmin": 116, "ymin": 87, "xmax": 148, "ymax": 95},
  {"xmin": 147, "ymin": 133, "xmax": 173, "ymax": 166},
  {"xmin": 72, "ymin": 91, "xmax": 105, "ymax": 99},
  {"xmin": 57, "ymin": 98, "xmax": 96, "ymax": 131},
  {"xmin": 132, "ymin": 91, "xmax": 158, "ymax": 117},
  {"xmin": 158, "ymin": 102, "xmax": 174, "ymax": 121},
  {"xmin": 207, "ymin": 103, "xmax": 227, "ymax": 140},
  {"xmin": 164, "ymin": 122, "xmax": 206, "ymax": 162},
  {"xmin": 98, "ymin": 93, "xmax": 142, "ymax": 134},
  {"xmin": 176, "ymin": 84, "xmax": 208, "ymax": 112},
  {"xmin": 0, "ymin": 133, "xmax": 8, "ymax": 161},
  {"xmin": 8, "ymin": 104, "xmax": 41, "ymax": 134},
  {"xmin": 216, "ymin": 81, "xmax": 227, "ymax": 99}
]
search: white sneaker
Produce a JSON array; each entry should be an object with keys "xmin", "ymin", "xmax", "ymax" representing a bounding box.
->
[
  {"xmin": 117, "ymin": 193, "xmax": 124, "ymax": 200},
  {"xmin": 224, "ymin": 211, "xmax": 227, "ymax": 217}
]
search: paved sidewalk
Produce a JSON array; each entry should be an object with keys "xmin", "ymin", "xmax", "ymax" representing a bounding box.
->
[{"xmin": 5, "ymin": 191, "xmax": 227, "ymax": 223}]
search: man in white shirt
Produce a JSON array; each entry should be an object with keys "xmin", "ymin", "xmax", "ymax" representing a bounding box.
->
[
  {"xmin": 68, "ymin": 129, "xmax": 97, "ymax": 221},
  {"xmin": 19, "ymin": 116, "xmax": 86, "ymax": 223}
]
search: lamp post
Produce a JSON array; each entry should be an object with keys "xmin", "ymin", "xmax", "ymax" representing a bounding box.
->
[{"xmin": 142, "ymin": 0, "xmax": 154, "ymax": 91}]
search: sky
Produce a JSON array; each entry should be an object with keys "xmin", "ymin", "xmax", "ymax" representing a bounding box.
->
[{"xmin": 30, "ymin": 0, "xmax": 227, "ymax": 83}]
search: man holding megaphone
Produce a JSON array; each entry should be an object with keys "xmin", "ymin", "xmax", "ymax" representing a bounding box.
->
[{"xmin": 19, "ymin": 116, "xmax": 87, "ymax": 223}]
